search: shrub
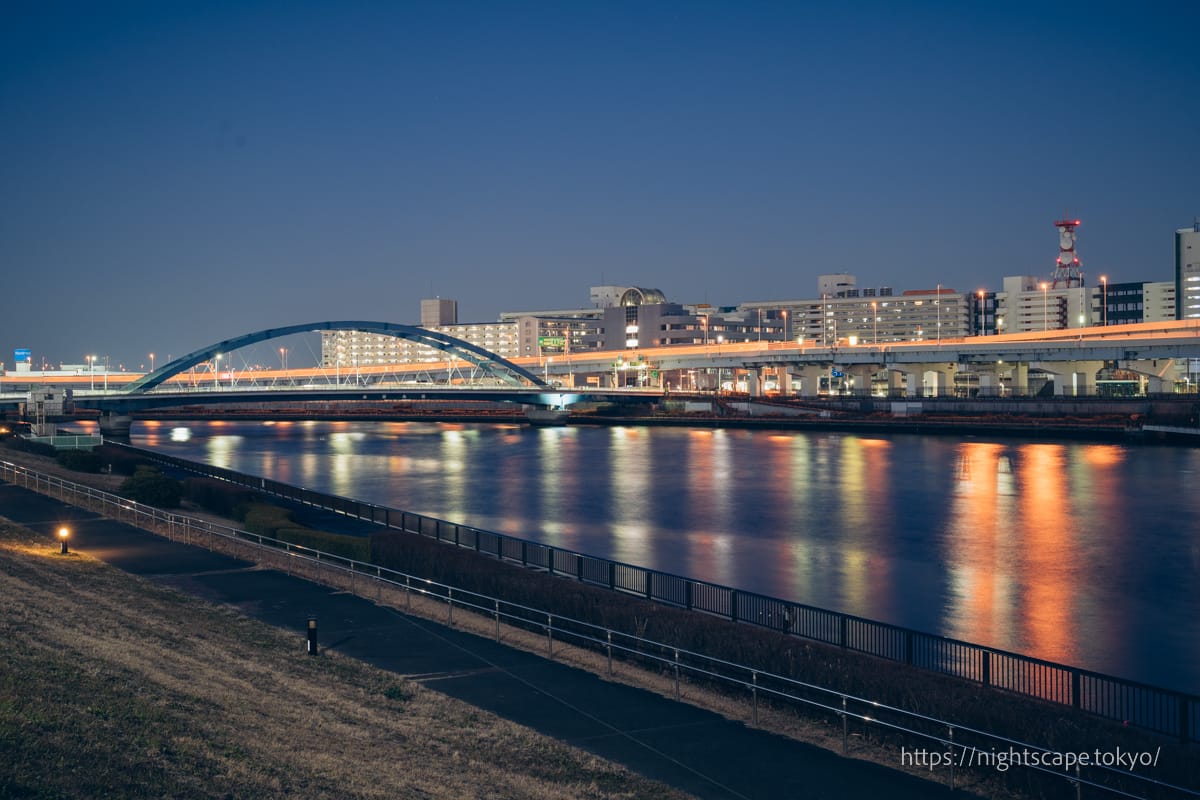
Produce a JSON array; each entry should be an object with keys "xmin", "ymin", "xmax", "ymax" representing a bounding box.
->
[
  {"xmin": 120, "ymin": 466, "xmax": 183, "ymax": 508},
  {"xmin": 95, "ymin": 443, "xmax": 153, "ymax": 476},
  {"xmin": 274, "ymin": 527, "xmax": 370, "ymax": 562},
  {"xmin": 241, "ymin": 504, "xmax": 293, "ymax": 537},
  {"xmin": 237, "ymin": 502, "xmax": 370, "ymax": 561},
  {"xmin": 56, "ymin": 449, "xmax": 103, "ymax": 473},
  {"xmin": 183, "ymin": 477, "xmax": 260, "ymax": 519}
]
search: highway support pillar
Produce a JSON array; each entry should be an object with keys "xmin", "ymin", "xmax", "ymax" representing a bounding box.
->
[
  {"xmin": 847, "ymin": 366, "xmax": 877, "ymax": 398},
  {"xmin": 96, "ymin": 411, "xmax": 133, "ymax": 438},
  {"xmin": 776, "ymin": 369, "xmax": 793, "ymax": 397},
  {"xmin": 791, "ymin": 365, "xmax": 825, "ymax": 398}
]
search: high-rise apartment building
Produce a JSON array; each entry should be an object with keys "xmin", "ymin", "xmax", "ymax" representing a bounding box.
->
[{"xmin": 1177, "ymin": 221, "xmax": 1200, "ymax": 320}]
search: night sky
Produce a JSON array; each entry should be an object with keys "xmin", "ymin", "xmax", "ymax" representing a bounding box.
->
[{"xmin": 3, "ymin": 1, "xmax": 1197, "ymax": 369}]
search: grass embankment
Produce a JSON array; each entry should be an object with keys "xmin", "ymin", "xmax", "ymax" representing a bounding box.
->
[{"xmin": 0, "ymin": 519, "xmax": 689, "ymax": 800}]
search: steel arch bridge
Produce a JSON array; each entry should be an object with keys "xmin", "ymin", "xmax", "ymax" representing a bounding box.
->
[{"xmin": 123, "ymin": 321, "xmax": 549, "ymax": 394}]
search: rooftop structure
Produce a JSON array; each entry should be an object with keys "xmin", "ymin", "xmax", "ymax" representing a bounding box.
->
[{"xmin": 1051, "ymin": 218, "xmax": 1085, "ymax": 288}]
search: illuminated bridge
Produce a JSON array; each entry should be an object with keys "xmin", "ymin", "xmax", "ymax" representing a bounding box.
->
[{"xmin": 5, "ymin": 319, "xmax": 1200, "ymax": 433}]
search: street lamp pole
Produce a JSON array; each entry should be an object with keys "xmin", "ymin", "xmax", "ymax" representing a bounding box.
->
[
  {"xmin": 1100, "ymin": 275, "xmax": 1107, "ymax": 326},
  {"xmin": 822, "ymin": 294, "xmax": 828, "ymax": 346},
  {"xmin": 936, "ymin": 284, "xmax": 941, "ymax": 344},
  {"xmin": 781, "ymin": 309, "xmax": 788, "ymax": 342},
  {"xmin": 716, "ymin": 336, "xmax": 723, "ymax": 392},
  {"xmin": 978, "ymin": 290, "xmax": 985, "ymax": 336},
  {"xmin": 871, "ymin": 301, "xmax": 878, "ymax": 345},
  {"xmin": 1041, "ymin": 282, "xmax": 1049, "ymax": 331},
  {"xmin": 87, "ymin": 355, "xmax": 95, "ymax": 390}
]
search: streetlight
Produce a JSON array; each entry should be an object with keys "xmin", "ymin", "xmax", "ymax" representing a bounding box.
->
[
  {"xmin": 565, "ymin": 329, "xmax": 573, "ymax": 388},
  {"xmin": 1100, "ymin": 275, "xmax": 1107, "ymax": 326},
  {"xmin": 214, "ymin": 354, "xmax": 222, "ymax": 388},
  {"xmin": 149, "ymin": 352, "xmax": 155, "ymax": 373},
  {"xmin": 87, "ymin": 355, "xmax": 95, "ymax": 390},
  {"xmin": 978, "ymin": 290, "xmax": 986, "ymax": 336},
  {"xmin": 1040, "ymin": 282, "xmax": 1049, "ymax": 331},
  {"xmin": 936, "ymin": 283, "xmax": 941, "ymax": 344},
  {"xmin": 871, "ymin": 301, "xmax": 878, "ymax": 344},
  {"xmin": 822, "ymin": 293, "xmax": 828, "ymax": 346},
  {"xmin": 58, "ymin": 526, "xmax": 70, "ymax": 554},
  {"xmin": 781, "ymin": 309, "xmax": 788, "ymax": 342},
  {"xmin": 279, "ymin": 346, "xmax": 287, "ymax": 371},
  {"xmin": 716, "ymin": 335, "xmax": 724, "ymax": 392}
]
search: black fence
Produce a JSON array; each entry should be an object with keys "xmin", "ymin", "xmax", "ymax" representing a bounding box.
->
[{"xmin": 128, "ymin": 444, "xmax": 1197, "ymax": 743}]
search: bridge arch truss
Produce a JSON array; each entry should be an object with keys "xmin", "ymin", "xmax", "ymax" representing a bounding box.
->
[{"xmin": 123, "ymin": 321, "xmax": 549, "ymax": 394}]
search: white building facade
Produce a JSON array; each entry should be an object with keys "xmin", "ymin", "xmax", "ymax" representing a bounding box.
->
[{"xmin": 1177, "ymin": 221, "xmax": 1200, "ymax": 320}]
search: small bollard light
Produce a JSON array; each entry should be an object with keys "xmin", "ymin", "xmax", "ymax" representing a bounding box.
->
[
  {"xmin": 307, "ymin": 616, "xmax": 318, "ymax": 656},
  {"xmin": 58, "ymin": 526, "xmax": 70, "ymax": 554}
]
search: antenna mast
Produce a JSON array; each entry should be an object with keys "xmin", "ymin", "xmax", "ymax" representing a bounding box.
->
[{"xmin": 1051, "ymin": 217, "xmax": 1084, "ymax": 288}]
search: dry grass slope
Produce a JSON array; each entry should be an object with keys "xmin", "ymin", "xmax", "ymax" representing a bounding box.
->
[{"xmin": 0, "ymin": 519, "xmax": 691, "ymax": 800}]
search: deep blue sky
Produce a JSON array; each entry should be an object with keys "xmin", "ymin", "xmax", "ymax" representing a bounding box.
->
[{"xmin": 3, "ymin": 0, "xmax": 1197, "ymax": 369}]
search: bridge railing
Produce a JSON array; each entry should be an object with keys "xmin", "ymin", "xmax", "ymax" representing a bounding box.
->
[
  {"xmin": 3, "ymin": 456, "xmax": 1198, "ymax": 798},
  {"xmin": 110, "ymin": 445, "xmax": 1199, "ymax": 745}
]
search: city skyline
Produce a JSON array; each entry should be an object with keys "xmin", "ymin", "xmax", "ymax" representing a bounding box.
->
[{"xmin": 3, "ymin": 1, "xmax": 1197, "ymax": 368}]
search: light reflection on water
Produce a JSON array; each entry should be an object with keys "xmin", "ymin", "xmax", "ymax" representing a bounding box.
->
[{"xmin": 133, "ymin": 419, "xmax": 1200, "ymax": 693}]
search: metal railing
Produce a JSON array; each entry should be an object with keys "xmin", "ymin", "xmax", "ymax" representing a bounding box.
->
[
  {"xmin": 116, "ymin": 445, "xmax": 1200, "ymax": 748},
  {"xmin": 2, "ymin": 457, "xmax": 1197, "ymax": 799}
]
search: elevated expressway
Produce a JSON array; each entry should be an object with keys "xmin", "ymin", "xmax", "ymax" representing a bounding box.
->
[
  {"xmin": 5, "ymin": 321, "xmax": 1200, "ymax": 434},
  {"xmin": 558, "ymin": 320, "xmax": 1200, "ymax": 398}
]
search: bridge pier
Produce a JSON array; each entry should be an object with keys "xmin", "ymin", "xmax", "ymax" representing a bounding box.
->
[
  {"xmin": 790, "ymin": 365, "xmax": 826, "ymax": 398},
  {"xmin": 893, "ymin": 367, "xmax": 924, "ymax": 397},
  {"xmin": 776, "ymin": 370, "xmax": 793, "ymax": 396},
  {"xmin": 747, "ymin": 369, "xmax": 764, "ymax": 398},
  {"xmin": 925, "ymin": 365, "xmax": 958, "ymax": 398},
  {"xmin": 1011, "ymin": 362, "xmax": 1029, "ymax": 395},
  {"xmin": 977, "ymin": 369, "xmax": 998, "ymax": 397},
  {"xmin": 1033, "ymin": 360, "xmax": 1104, "ymax": 397},
  {"xmin": 97, "ymin": 411, "xmax": 133, "ymax": 438},
  {"xmin": 1122, "ymin": 358, "xmax": 1177, "ymax": 394},
  {"xmin": 847, "ymin": 365, "xmax": 876, "ymax": 397}
]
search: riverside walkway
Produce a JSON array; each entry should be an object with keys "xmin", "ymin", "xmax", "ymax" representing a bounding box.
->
[{"xmin": 0, "ymin": 478, "xmax": 977, "ymax": 800}]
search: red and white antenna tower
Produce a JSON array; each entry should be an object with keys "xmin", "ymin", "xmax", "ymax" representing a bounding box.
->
[{"xmin": 1051, "ymin": 217, "xmax": 1084, "ymax": 288}]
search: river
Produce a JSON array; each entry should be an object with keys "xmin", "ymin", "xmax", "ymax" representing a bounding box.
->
[{"xmin": 130, "ymin": 418, "xmax": 1200, "ymax": 694}]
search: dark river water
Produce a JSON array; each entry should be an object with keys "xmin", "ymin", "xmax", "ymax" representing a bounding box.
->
[{"xmin": 131, "ymin": 419, "xmax": 1200, "ymax": 694}]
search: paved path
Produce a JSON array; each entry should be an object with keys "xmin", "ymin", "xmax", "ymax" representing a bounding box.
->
[{"xmin": 0, "ymin": 480, "xmax": 981, "ymax": 800}]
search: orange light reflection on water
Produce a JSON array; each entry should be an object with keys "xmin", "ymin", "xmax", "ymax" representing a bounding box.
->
[
  {"xmin": 683, "ymin": 429, "xmax": 734, "ymax": 587},
  {"xmin": 945, "ymin": 442, "xmax": 1010, "ymax": 649},
  {"xmin": 1016, "ymin": 444, "xmax": 1078, "ymax": 663},
  {"xmin": 835, "ymin": 436, "xmax": 890, "ymax": 614}
]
